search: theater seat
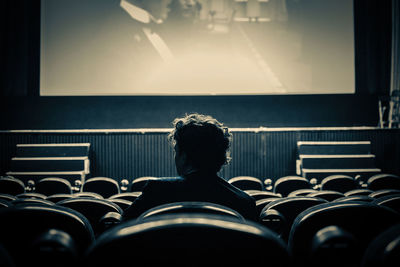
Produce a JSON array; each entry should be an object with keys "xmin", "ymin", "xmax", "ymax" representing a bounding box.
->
[
  {"xmin": 12, "ymin": 197, "xmax": 55, "ymax": 206},
  {"xmin": 108, "ymin": 192, "xmax": 141, "ymax": 202},
  {"xmin": 137, "ymin": 202, "xmax": 244, "ymax": 221},
  {"xmin": 320, "ymin": 175, "xmax": 358, "ymax": 194},
  {"xmin": 369, "ymin": 189, "xmax": 400, "ymax": 199},
  {"xmin": 108, "ymin": 198, "xmax": 132, "ymax": 211},
  {"xmin": 0, "ymin": 194, "xmax": 17, "ymax": 203},
  {"xmin": 367, "ymin": 174, "xmax": 400, "ymax": 191},
  {"xmin": 310, "ymin": 225, "xmax": 359, "ymax": 267},
  {"xmin": 288, "ymin": 202, "xmax": 400, "ymax": 267},
  {"xmin": 373, "ymin": 194, "xmax": 400, "ymax": 214},
  {"xmin": 130, "ymin": 176, "xmax": 158, "ymax": 192},
  {"xmin": 333, "ymin": 195, "xmax": 375, "ymax": 203},
  {"xmin": 16, "ymin": 192, "xmax": 47, "ymax": 199},
  {"xmin": 344, "ymin": 189, "xmax": 373, "ymax": 197},
  {"xmin": 57, "ymin": 198, "xmax": 122, "ymax": 236},
  {"xmin": 288, "ymin": 189, "xmax": 318, "ymax": 197},
  {"xmin": 274, "ymin": 176, "xmax": 311, "ymax": 197},
  {"xmin": 46, "ymin": 194, "xmax": 73, "ymax": 203},
  {"xmin": 0, "ymin": 177, "xmax": 25, "ymax": 196},
  {"xmin": 259, "ymin": 196, "xmax": 327, "ymax": 241},
  {"xmin": 0, "ymin": 203, "xmax": 94, "ymax": 266},
  {"xmin": 307, "ymin": 190, "xmax": 345, "ymax": 201},
  {"xmin": 245, "ymin": 190, "xmax": 282, "ymax": 200},
  {"xmin": 82, "ymin": 177, "xmax": 120, "ymax": 198},
  {"xmin": 228, "ymin": 176, "xmax": 264, "ymax": 191},
  {"xmin": 361, "ymin": 223, "xmax": 400, "ymax": 267},
  {"xmin": 35, "ymin": 177, "xmax": 72, "ymax": 196},
  {"xmin": 85, "ymin": 213, "xmax": 291, "ymax": 267}
]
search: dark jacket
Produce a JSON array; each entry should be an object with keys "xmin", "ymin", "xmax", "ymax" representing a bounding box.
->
[{"xmin": 123, "ymin": 172, "xmax": 257, "ymax": 221}]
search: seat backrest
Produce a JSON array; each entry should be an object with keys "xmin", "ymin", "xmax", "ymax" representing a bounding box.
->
[
  {"xmin": 16, "ymin": 192, "xmax": 47, "ymax": 199},
  {"xmin": 307, "ymin": 190, "xmax": 345, "ymax": 201},
  {"xmin": 344, "ymin": 189, "xmax": 373, "ymax": 197},
  {"xmin": 288, "ymin": 202, "xmax": 400, "ymax": 267},
  {"xmin": 333, "ymin": 195, "xmax": 375, "ymax": 203},
  {"xmin": 244, "ymin": 190, "xmax": 282, "ymax": 200},
  {"xmin": 0, "ymin": 203, "xmax": 94, "ymax": 263},
  {"xmin": 321, "ymin": 175, "xmax": 358, "ymax": 193},
  {"xmin": 288, "ymin": 189, "xmax": 318, "ymax": 197},
  {"xmin": 274, "ymin": 176, "xmax": 311, "ymax": 197},
  {"xmin": 367, "ymin": 174, "xmax": 400, "ymax": 191},
  {"xmin": 35, "ymin": 177, "xmax": 72, "ymax": 196},
  {"xmin": 57, "ymin": 198, "xmax": 122, "ymax": 236},
  {"xmin": 260, "ymin": 196, "xmax": 328, "ymax": 241},
  {"xmin": 108, "ymin": 198, "xmax": 132, "ymax": 211},
  {"xmin": 138, "ymin": 201, "xmax": 244, "ymax": 221},
  {"xmin": 0, "ymin": 194, "xmax": 17, "ymax": 202},
  {"xmin": 85, "ymin": 213, "xmax": 291, "ymax": 267},
  {"xmin": 108, "ymin": 192, "xmax": 141, "ymax": 202},
  {"xmin": 0, "ymin": 177, "xmax": 25, "ymax": 196},
  {"xmin": 369, "ymin": 189, "xmax": 400, "ymax": 199},
  {"xmin": 130, "ymin": 176, "xmax": 158, "ymax": 192},
  {"xmin": 46, "ymin": 193, "xmax": 73, "ymax": 203},
  {"xmin": 82, "ymin": 177, "xmax": 120, "ymax": 198},
  {"xmin": 372, "ymin": 194, "xmax": 400, "ymax": 214},
  {"xmin": 361, "ymin": 223, "xmax": 400, "ymax": 267},
  {"xmin": 228, "ymin": 176, "xmax": 264, "ymax": 191}
]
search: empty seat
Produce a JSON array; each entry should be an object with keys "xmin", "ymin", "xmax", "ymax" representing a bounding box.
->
[
  {"xmin": 46, "ymin": 194, "xmax": 74, "ymax": 203},
  {"xmin": 82, "ymin": 177, "xmax": 120, "ymax": 198},
  {"xmin": 85, "ymin": 213, "xmax": 291, "ymax": 267},
  {"xmin": 320, "ymin": 175, "xmax": 358, "ymax": 194},
  {"xmin": 0, "ymin": 194, "xmax": 17, "ymax": 203},
  {"xmin": 0, "ymin": 199, "xmax": 12, "ymax": 209},
  {"xmin": 307, "ymin": 190, "xmax": 345, "ymax": 201},
  {"xmin": 228, "ymin": 176, "xmax": 264, "ymax": 191},
  {"xmin": 108, "ymin": 198, "xmax": 132, "ymax": 211},
  {"xmin": 288, "ymin": 202, "xmax": 400, "ymax": 267},
  {"xmin": 0, "ymin": 177, "xmax": 25, "ymax": 196},
  {"xmin": 256, "ymin": 198, "xmax": 282, "ymax": 215},
  {"xmin": 16, "ymin": 192, "xmax": 47, "ymax": 199},
  {"xmin": 274, "ymin": 176, "xmax": 311, "ymax": 197},
  {"xmin": 108, "ymin": 192, "xmax": 141, "ymax": 202},
  {"xmin": 57, "ymin": 198, "xmax": 123, "ymax": 236},
  {"xmin": 333, "ymin": 195, "xmax": 375, "ymax": 203},
  {"xmin": 130, "ymin": 176, "xmax": 158, "ymax": 192},
  {"xmin": 73, "ymin": 192, "xmax": 103, "ymax": 199},
  {"xmin": 373, "ymin": 194, "xmax": 400, "ymax": 214},
  {"xmin": 28, "ymin": 228, "xmax": 78, "ymax": 267},
  {"xmin": 259, "ymin": 196, "xmax": 328, "ymax": 241},
  {"xmin": 138, "ymin": 202, "xmax": 244, "ymax": 221},
  {"xmin": 310, "ymin": 225, "xmax": 359, "ymax": 267},
  {"xmin": 288, "ymin": 189, "xmax": 318, "ymax": 197},
  {"xmin": 367, "ymin": 174, "xmax": 400, "ymax": 191},
  {"xmin": 361, "ymin": 223, "xmax": 400, "ymax": 267},
  {"xmin": 35, "ymin": 177, "xmax": 72, "ymax": 196},
  {"xmin": 0, "ymin": 203, "xmax": 94, "ymax": 266},
  {"xmin": 345, "ymin": 189, "xmax": 373, "ymax": 197},
  {"xmin": 244, "ymin": 190, "xmax": 282, "ymax": 200},
  {"xmin": 369, "ymin": 189, "xmax": 400, "ymax": 199},
  {"xmin": 11, "ymin": 198, "xmax": 55, "ymax": 206}
]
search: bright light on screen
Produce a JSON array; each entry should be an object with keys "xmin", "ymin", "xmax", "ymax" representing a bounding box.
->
[{"xmin": 40, "ymin": 0, "xmax": 355, "ymax": 96}]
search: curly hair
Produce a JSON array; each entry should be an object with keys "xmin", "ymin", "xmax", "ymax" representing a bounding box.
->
[{"xmin": 168, "ymin": 113, "xmax": 232, "ymax": 172}]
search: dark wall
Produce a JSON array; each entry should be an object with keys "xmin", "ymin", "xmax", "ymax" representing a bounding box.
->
[{"xmin": 0, "ymin": 0, "xmax": 393, "ymax": 129}]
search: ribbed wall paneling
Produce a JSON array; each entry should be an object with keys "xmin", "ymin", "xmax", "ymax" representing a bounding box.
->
[{"xmin": 1, "ymin": 129, "xmax": 399, "ymax": 183}]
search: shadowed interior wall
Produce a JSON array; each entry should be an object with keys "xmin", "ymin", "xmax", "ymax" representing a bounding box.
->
[{"xmin": 1, "ymin": 129, "xmax": 399, "ymax": 183}]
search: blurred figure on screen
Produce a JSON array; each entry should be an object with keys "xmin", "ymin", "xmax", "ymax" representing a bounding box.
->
[{"xmin": 123, "ymin": 113, "xmax": 257, "ymax": 221}]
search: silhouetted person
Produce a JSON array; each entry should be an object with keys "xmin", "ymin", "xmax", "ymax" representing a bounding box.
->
[{"xmin": 123, "ymin": 113, "xmax": 257, "ymax": 221}]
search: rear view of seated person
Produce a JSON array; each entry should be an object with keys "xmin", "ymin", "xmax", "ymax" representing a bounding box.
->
[{"xmin": 123, "ymin": 113, "xmax": 257, "ymax": 221}]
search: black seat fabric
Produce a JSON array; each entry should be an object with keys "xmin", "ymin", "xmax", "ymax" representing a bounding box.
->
[
  {"xmin": 85, "ymin": 213, "xmax": 291, "ymax": 267},
  {"xmin": 367, "ymin": 174, "xmax": 400, "ymax": 191},
  {"xmin": 82, "ymin": 177, "xmax": 120, "ymax": 198},
  {"xmin": 0, "ymin": 203, "xmax": 94, "ymax": 266},
  {"xmin": 245, "ymin": 190, "xmax": 282, "ymax": 200},
  {"xmin": 320, "ymin": 175, "xmax": 358, "ymax": 194},
  {"xmin": 372, "ymin": 194, "xmax": 400, "ymax": 214},
  {"xmin": 274, "ymin": 176, "xmax": 311, "ymax": 197},
  {"xmin": 228, "ymin": 176, "xmax": 264, "ymax": 191},
  {"xmin": 108, "ymin": 192, "xmax": 141, "ymax": 202},
  {"xmin": 361, "ymin": 223, "xmax": 400, "ymax": 267},
  {"xmin": 130, "ymin": 177, "xmax": 158, "ymax": 192},
  {"xmin": 288, "ymin": 202, "xmax": 400, "ymax": 267},
  {"xmin": 260, "ymin": 196, "xmax": 328, "ymax": 241},
  {"xmin": 0, "ymin": 177, "xmax": 25, "ymax": 196},
  {"xmin": 307, "ymin": 190, "xmax": 345, "ymax": 201},
  {"xmin": 35, "ymin": 177, "xmax": 72, "ymax": 196},
  {"xmin": 57, "ymin": 198, "xmax": 122, "ymax": 236},
  {"xmin": 137, "ymin": 201, "xmax": 244, "ymax": 221}
]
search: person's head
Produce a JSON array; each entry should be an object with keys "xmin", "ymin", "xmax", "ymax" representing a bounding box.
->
[{"xmin": 168, "ymin": 113, "xmax": 232, "ymax": 175}]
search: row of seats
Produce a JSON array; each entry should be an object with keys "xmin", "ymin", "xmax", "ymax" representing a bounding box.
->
[{"xmin": 0, "ymin": 196, "xmax": 399, "ymax": 266}]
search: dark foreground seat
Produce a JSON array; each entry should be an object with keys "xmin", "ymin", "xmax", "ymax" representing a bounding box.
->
[
  {"xmin": 0, "ymin": 203, "xmax": 94, "ymax": 266},
  {"xmin": 85, "ymin": 213, "xmax": 291, "ymax": 267},
  {"xmin": 288, "ymin": 202, "xmax": 400, "ymax": 267}
]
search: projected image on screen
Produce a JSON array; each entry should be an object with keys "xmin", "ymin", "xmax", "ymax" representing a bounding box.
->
[{"xmin": 40, "ymin": 0, "xmax": 355, "ymax": 96}]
